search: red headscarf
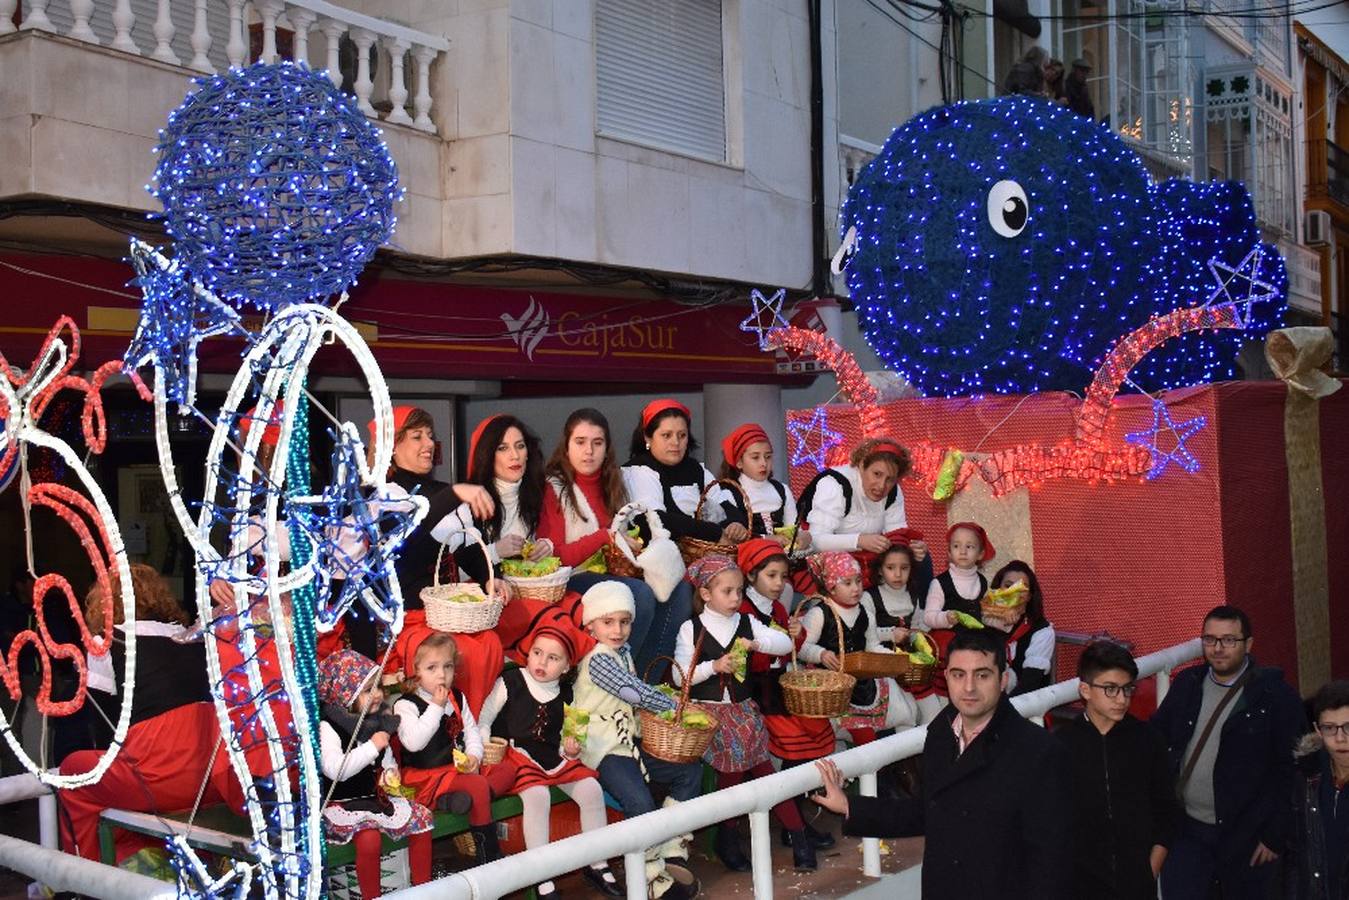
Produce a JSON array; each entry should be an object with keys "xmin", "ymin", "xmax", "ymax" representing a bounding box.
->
[
  {"xmin": 737, "ymin": 538, "xmax": 786, "ymax": 576},
  {"xmin": 367, "ymin": 405, "xmax": 418, "ymax": 443},
  {"xmin": 468, "ymin": 415, "xmax": 504, "ymax": 464},
  {"xmin": 396, "ymin": 628, "xmax": 460, "ymax": 679},
  {"xmin": 721, "ymin": 423, "xmax": 771, "ymax": 469},
  {"xmin": 641, "ymin": 399, "xmax": 691, "ymax": 430},
  {"xmin": 807, "ymin": 551, "xmax": 861, "ymax": 592},
  {"xmin": 685, "ymin": 554, "xmax": 739, "ymax": 590},
  {"xmin": 520, "ymin": 621, "xmax": 578, "ymax": 663},
  {"xmin": 947, "ymin": 521, "xmax": 995, "ymax": 563}
]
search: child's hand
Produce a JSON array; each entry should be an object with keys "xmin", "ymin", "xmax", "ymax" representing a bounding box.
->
[
  {"xmin": 712, "ymin": 654, "xmax": 738, "ymax": 675},
  {"xmin": 909, "ymin": 539, "xmax": 927, "ymax": 562},
  {"xmin": 945, "ymin": 611, "xmax": 959, "ymax": 627},
  {"xmin": 788, "ymin": 620, "xmax": 803, "ymax": 640},
  {"xmin": 562, "ymin": 736, "xmax": 582, "ymax": 758},
  {"xmin": 370, "ymin": 731, "xmax": 390, "ymax": 751},
  {"xmin": 795, "ymin": 530, "xmax": 812, "ymax": 551},
  {"xmin": 820, "ymin": 651, "xmax": 841, "ymax": 671},
  {"xmin": 893, "ymin": 626, "xmax": 910, "ymax": 644},
  {"xmin": 858, "ymin": 534, "xmax": 890, "ymax": 554},
  {"xmin": 722, "ymin": 522, "xmax": 750, "ymax": 543},
  {"xmin": 747, "ymin": 640, "xmax": 761, "ymax": 653},
  {"xmin": 430, "ymin": 684, "xmax": 450, "ymax": 707},
  {"xmin": 463, "ymin": 754, "xmax": 481, "ymax": 773}
]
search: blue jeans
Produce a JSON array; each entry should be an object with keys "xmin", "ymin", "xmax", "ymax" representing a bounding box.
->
[
  {"xmin": 567, "ymin": 572, "xmax": 692, "ymax": 682},
  {"xmin": 1160, "ymin": 815, "xmax": 1277, "ymax": 900},
  {"xmin": 597, "ymin": 752, "xmax": 703, "ymax": 817}
]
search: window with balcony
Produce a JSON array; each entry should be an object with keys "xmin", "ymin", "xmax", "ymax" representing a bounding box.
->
[{"xmin": 595, "ymin": 0, "xmax": 729, "ymax": 163}]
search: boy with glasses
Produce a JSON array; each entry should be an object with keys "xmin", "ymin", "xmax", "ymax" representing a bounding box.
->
[
  {"xmin": 1151, "ymin": 604, "xmax": 1306, "ymax": 899},
  {"xmin": 1056, "ymin": 640, "xmax": 1176, "ymax": 899},
  {"xmin": 1288, "ymin": 679, "xmax": 1349, "ymax": 900}
]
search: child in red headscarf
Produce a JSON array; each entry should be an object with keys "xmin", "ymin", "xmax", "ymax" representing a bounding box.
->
[
  {"xmin": 475, "ymin": 622, "xmax": 620, "ymax": 899},
  {"xmin": 393, "ymin": 631, "xmax": 516, "ymax": 863},
  {"xmin": 718, "ymin": 423, "xmax": 811, "ymax": 553}
]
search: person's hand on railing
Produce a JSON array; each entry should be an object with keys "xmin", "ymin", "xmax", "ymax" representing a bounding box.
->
[{"xmin": 812, "ymin": 759, "xmax": 849, "ymax": 818}]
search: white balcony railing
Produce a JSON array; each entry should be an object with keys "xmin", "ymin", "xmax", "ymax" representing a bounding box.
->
[
  {"xmin": 1282, "ymin": 239, "xmax": 1324, "ymax": 316},
  {"xmin": 0, "ymin": 0, "xmax": 449, "ymax": 134}
]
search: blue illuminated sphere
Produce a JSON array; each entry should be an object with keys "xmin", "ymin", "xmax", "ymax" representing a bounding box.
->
[
  {"xmin": 840, "ymin": 95, "xmax": 1286, "ymax": 395},
  {"xmin": 152, "ymin": 62, "xmax": 400, "ymax": 310}
]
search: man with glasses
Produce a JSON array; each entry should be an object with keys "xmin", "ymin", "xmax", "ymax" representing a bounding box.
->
[
  {"xmin": 1151, "ymin": 605, "xmax": 1305, "ymax": 899},
  {"xmin": 1057, "ymin": 640, "xmax": 1176, "ymax": 899}
]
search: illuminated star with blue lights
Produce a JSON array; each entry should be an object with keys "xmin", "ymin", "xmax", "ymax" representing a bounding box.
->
[
  {"xmin": 286, "ymin": 423, "xmax": 427, "ymax": 631},
  {"xmin": 1124, "ymin": 398, "xmax": 1207, "ymax": 480},
  {"xmin": 1205, "ymin": 247, "xmax": 1278, "ymax": 328},
  {"xmin": 125, "ymin": 240, "xmax": 239, "ymax": 407},
  {"xmin": 740, "ymin": 288, "xmax": 790, "ymax": 350},
  {"xmin": 788, "ymin": 406, "xmax": 843, "ymax": 470}
]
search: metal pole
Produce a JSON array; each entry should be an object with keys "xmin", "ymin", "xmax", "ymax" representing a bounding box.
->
[
  {"xmin": 623, "ymin": 850, "xmax": 646, "ymax": 899},
  {"xmin": 38, "ymin": 792, "xmax": 56, "ymax": 849},
  {"xmin": 748, "ymin": 809, "xmax": 773, "ymax": 899},
  {"xmin": 858, "ymin": 772, "xmax": 881, "ymax": 877}
]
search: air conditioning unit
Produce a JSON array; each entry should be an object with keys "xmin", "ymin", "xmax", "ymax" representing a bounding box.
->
[{"xmin": 1305, "ymin": 209, "xmax": 1331, "ymax": 246}]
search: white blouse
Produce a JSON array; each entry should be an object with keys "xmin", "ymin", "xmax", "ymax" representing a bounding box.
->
[
  {"xmin": 805, "ymin": 466, "xmax": 907, "ymax": 552},
  {"xmin": 737, "ymin": 474, "xmax": 798, "ymax": 527},
  {"xmin": 672, "ymin": 609, "xmax": 793, "ymax": 701}
]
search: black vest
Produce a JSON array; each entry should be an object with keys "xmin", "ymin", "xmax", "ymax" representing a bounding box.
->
[
  {"xmin": 723, "ymin": 479, "xmax": 788, "ymax": 536},
  {"xmin": 813, "ymin": 602, "xmax": 877, "ymax": 707},
  {"xmin": 688, "ymin": 614, "xmax": 756, "ymax": 704},
  {"xmin": 795, "ymin": 468, "xmax": 898, "ymax": 526},
  {"xmin": 390, "ymin": 468, "xmax": 463, "ymax": 610},
  {"xmin": 936, "ymin": 570, "xmax": 987, "ymax": 620},
  {"xmin": 323, "ymin": 714, "xmax": 379, "ymax": 805},
  {"xmin": 864, "ymin": 586, "xmax": 910, "ymax": 631},
  {"xmin": 111, "ymin": 634, "xmax": 211, "ymax": 726},
  {"xmin": 399, "ymin": 690, "xmax": 470, "ymax": 771},
  {"xmin": 497, "ymin": 667, "xmax": 569, "ymax": 770}
]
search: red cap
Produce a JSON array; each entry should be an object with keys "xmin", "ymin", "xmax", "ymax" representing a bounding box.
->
[
  {"xmin": 641, "ymin": 399, "xmax": 691, "ymax": 430},
  {"xmin": 243, "ymin": 402, "xmax": 283, "ymax": 448},
  {"xmin": 947, "ymin": 522, "xmax": 995, "ymax": 563},
  {"xmin": 521, "ymin": 622, "xmax": 578, "ymax": 663},
  {"xmin": 468, "ymin": 415, "xmax": 503, "ymax": 464},
  {"xmin": 886, "ymin": 527, "xmax": 925, "ymax": 546},
  {"xmin": 737, "ymin": 538, "xmax": 786, "ymax": 575},
  {"xmin": 368, "ymin": 405, "xmax": 418, "ymax": 443},
  {"xmin": 721, "ymin": 423, "xmax": 771, "ymax": 469}
]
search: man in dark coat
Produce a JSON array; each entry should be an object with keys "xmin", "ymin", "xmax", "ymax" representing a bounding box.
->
[
  {"xmin": 814, "ymin": 627, "xmax": 1070, "ymax": 900},
  {"xmin": 1057, "ymin": 640, "xmax": 1177, "ymax": 899},
  {"xmin": 1152, "ymin": 605, "xmax": 1306, "ymax": 899}
]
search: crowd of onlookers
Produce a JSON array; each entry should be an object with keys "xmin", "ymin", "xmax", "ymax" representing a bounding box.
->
[{"xmin": 1004, "ymin": 44, "xmax": 1096, "ymax": 121}]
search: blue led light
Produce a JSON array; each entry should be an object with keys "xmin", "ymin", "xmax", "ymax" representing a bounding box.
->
[
  {"xmin": 787, "ymin": 406, "xmax": 843, "ymax": 470},
  {"xmin": 152, "ymin": 61, "xmax": 401, "ymax": 311},
  {"xmin": 838, "ymin": 95, "xmax": 1289, "ymax": 396},
  {"xmin": 1124, "ymin": 396, "xmax": 1207, "ymax": 479},
  {"xmin": 740, "ymin": 288, "xmax": 790, "ymax": 350}
]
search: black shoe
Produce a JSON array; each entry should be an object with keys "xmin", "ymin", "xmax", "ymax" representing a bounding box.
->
[
  {"xmin": 713, "ymin": 825, "xmax": 751, "ymax": 872},
  {"xmin": 785, "ymin": 829, "xmax": 818, "ymax": 871},
  {"xmin": 469, "ymin": 824, "xmax": 502, "ymax": 864},
  {"xmin": 661, "ymin": 875, "xmax": 701, "ymax": 900},
  {"xmin": 436, "ymin": 790, "xmax": 473, "ymax": 815},
  {"xmin": 581, "ymin": 864, "xmax": 624, "ymax": 897},
  {"xmin": 779, "ymin": 823, "xmax": 835, "ymax": 849}
]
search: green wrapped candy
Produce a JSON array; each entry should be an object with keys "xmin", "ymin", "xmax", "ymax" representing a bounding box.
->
[{"xmin": 950, "ymin": 610, "xmax": 985, "ymax": 629}]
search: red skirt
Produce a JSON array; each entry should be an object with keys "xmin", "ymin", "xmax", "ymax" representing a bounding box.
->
[
  {"xmin": 400, "ymin": 759, "xmax": 517, "ymax": 808},
  {"xmin": 763, "ymin": 712, "xmax": 835, "ymax": 761},
  {"xmin": 504, "ymin": 746, "xmax": 597, "ymax": 793}
]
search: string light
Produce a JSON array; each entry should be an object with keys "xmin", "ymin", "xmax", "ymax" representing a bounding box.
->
[
  {"xmin": 0, "ymin": 319, "xmax": 138, "ymax": 788},
  {"xmin": 1124, "ymin": 397, "xmax": 1207, "ymax": 479},
  {"xmin": 838, "ymin": 94, "xmax": 1287, "ymax": 396},
  {"xmin": 151, "ymin": 62, "xmax": 401, "ymax": 312},
  {"xmin": 739, "ymin": 288, "xmax": 790, "ymax": 350},
  {"xmin": 787, "ymin": 406, "xmax": 845, "ymax": 469}
]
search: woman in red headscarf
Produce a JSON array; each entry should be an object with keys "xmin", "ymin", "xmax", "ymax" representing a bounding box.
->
[
  {"xmin": 620, "ymin": 399, "xmax": 732, "ymax": 679},
  {"xmin": 794, "ymin": 437, "xmax": 931, "ymax": 590},
  {"xmin": 372, "ymin": 406, "xmax": 501, "ymax": 715}
]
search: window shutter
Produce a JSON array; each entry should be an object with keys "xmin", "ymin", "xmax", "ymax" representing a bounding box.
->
[{"xmin": 595, "ymin": 0, "xmax": 727, "ymax": 162}]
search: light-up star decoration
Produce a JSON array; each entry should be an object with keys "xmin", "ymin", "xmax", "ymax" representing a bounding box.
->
[
  {"xmin": 285, "ymin": 423, "xmax": 427, "ymax": 632},
  {"xmin": 739, "ymin": 288, "xmax": 790, "ymax": 350},
  {"xmin": 1205, "ymin": 247, "xmax": 1279, "ymax": 327},
  {"xmin": 1124, "ymin": 397, "xmax": 1207, "ymax": 480},
  {"xmin": 788, "ymin": 406, "xmax": 843, "ymax": 470},
  {"xmin": 126, "ymin": 241, "xmax": 239, "ymax": 407}
]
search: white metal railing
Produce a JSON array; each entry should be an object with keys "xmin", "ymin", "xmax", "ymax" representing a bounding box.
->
[
  {"xmin": 0, "ymin": 0, "xmax": 449, "ymax": 133},
  {"xmin": 1281, "ymin": 239, "xmax": 1324, "ymax": 315},
  {"xmin": 384, "ymin": 637, "xmax": 1203, "ymax": 900}
]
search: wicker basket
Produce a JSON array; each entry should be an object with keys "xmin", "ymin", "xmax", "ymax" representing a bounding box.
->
[
  {"xmin": 604, "ymin": 505, "xmax": 645, "ymax": 578},
  {"xmin": 896, "ymin": 653, "xmax": 939, "ymax": 689},
  {"xmin": 481, "ymin": 736, "xmax": 509, "ymax": 766},
  {"xmin": 421, "ymin": 532, "xmax": 504, "ymax": 633},
  {"xmin": 676, "ymin": 479, "xmax": 751, "ymax": 565},
  {"xmin": 452, "ymin": 831, "xmax": 477, "ymax": 857},
  {"xmin": 780, "ymin": 602, "xmax": 855, "ymax": 718},
  {"xmin": 503, "ymin": 565, "xmax": 572, "ymax": 603},
  {"xmin": 980, "ymin": 595, "xmax": 1028, "ymax": 628},
  {"xmin": 639, "ymin": 650, "xmax": 720, "ymax": 765}
]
